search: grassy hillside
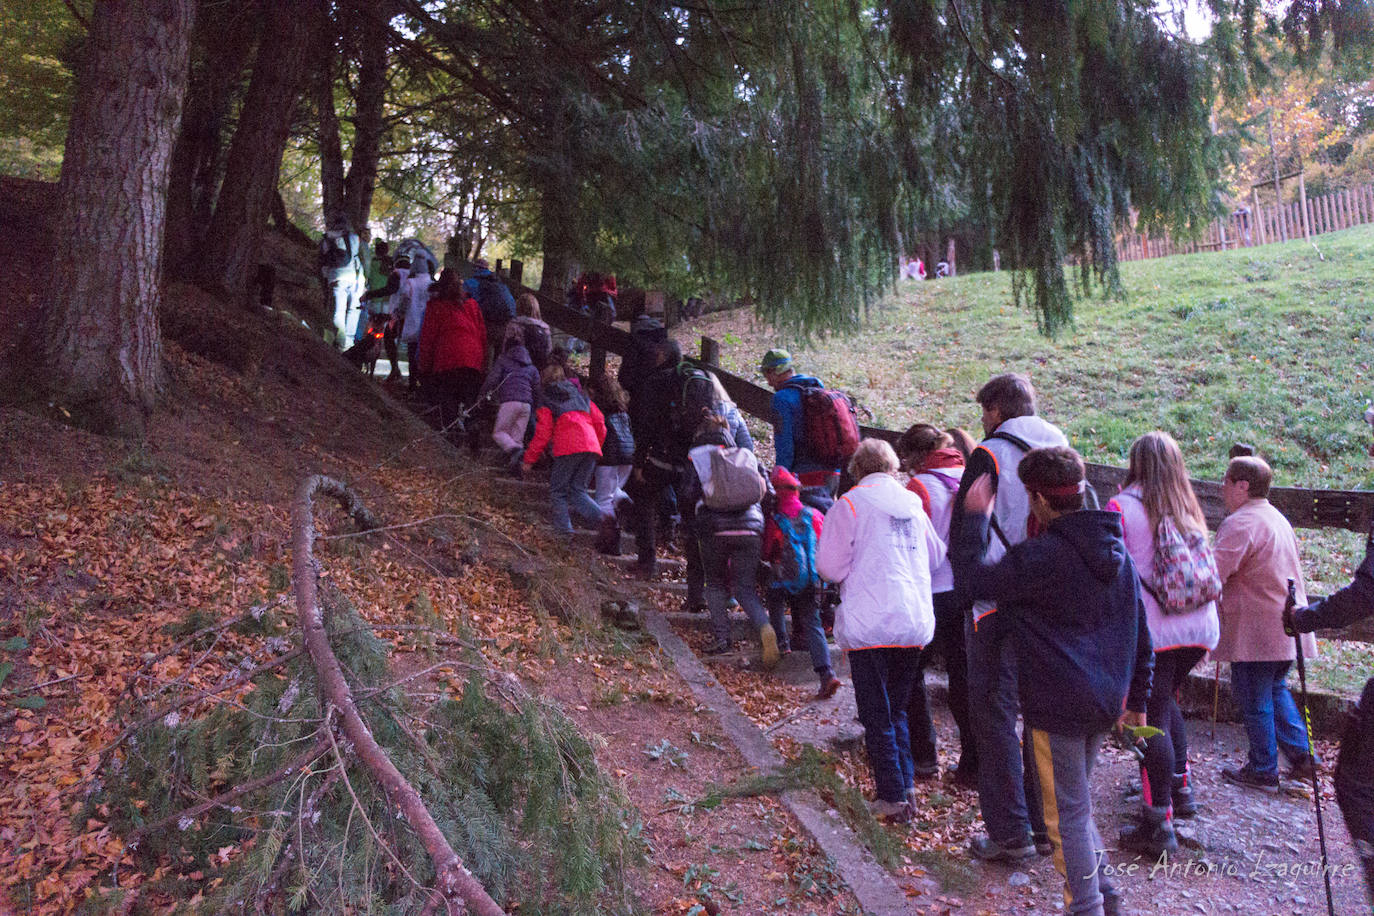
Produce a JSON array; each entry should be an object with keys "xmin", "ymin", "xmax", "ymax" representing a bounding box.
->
[
  {"xmin": 693, "ymin": 223, "xmax": 1374, "ymax": 490},
  {"xmin": 681, "ymin": 225, "xmax": 1374, "ymax": 693}
]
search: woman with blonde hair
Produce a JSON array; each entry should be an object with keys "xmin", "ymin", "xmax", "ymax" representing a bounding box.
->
[{"xmin": 1107, "ymin": 431, "xmax": 1220, "ymax": 858}]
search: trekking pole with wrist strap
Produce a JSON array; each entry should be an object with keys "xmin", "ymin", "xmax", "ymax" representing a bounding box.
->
[{"xmin": 1288, "ymin": 577, "xmax": 1336, "ymax": 916}]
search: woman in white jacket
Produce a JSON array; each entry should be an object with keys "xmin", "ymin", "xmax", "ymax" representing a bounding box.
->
[
  {"xmin": 1106, "ymin": 431, "xmax": 1220, "ymax": 858},
  {"xmin": 817, "ymin": 439, "xmax": 946, "ymax": 821}
]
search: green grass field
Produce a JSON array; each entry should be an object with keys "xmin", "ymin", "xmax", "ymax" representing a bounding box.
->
[{"xmin": 679, "ymin": 223, "xmax": 1374, "ymax": 693}]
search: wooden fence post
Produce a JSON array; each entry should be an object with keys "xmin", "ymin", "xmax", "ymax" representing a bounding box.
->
[
  {"xmin": 700, "ymin": 336, "xmax": 719, "ymax": 366},
  {"xmin": 508, "ymin": 259, "xmax": 523, "ymax": 287},
  {"xmin": 1298, "ymin": 173, "xmax": 1311, "ymax": 239},
  {"xmin": 1325, "ymin": 191, "xmax": 1335, "ymax": 234},
  {"xmin": 1252, "ymin": 189, "xmax": 1265, "ymax": 246}
]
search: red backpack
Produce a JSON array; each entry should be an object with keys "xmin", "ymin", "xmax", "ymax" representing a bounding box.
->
[{"xmin": 800, "ymin": 387, "xmax": 860, "ymax": 467}]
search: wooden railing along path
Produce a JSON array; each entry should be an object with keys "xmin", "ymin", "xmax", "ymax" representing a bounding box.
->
[{"xmin": 528, "ymin": 289, "xmax": 1374, "ymax": 643}]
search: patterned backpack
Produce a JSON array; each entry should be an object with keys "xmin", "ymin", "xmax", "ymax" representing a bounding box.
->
[{"xmin": 1148, "ymin": 515, "xmax": 1224, "ymax": 615}]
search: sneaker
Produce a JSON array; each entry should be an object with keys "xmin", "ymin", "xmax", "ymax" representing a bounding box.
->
[
  {"xmin": 815, "ymin": 676, "xmax": 842, "ymax": 700},
  {"xmin": 872, "ymin": 798, "xmax": 912, "ymax": 824},
  {"xmin": 1221, "ymin": 763, "xmax": 1280, "ymax": 794},
  {"xmin": 969, "ymin": 835, "xmax": 1036, "ymax": 862},
  {"xmin": 1118, "ymin": 804, "xmax": 1178, "ymax": 859},
  {"xmin": 594, "ymin": 516, "xmax": 622, "ymax": 555},
  {"xmin": 759, "ymin": 624, "xmax": 780, "ymax": 669},
  {"xmin": 681, "ymin": 599, "xmax": 708, "ymax": 614},
  {"xmin": 913, "ymin": 761, "xmax": 940, "ymax": 782},
  {"xmin": 704, "ymin": 640, "xmax": 732, "ymax": 655},
  {"xmin": 1285, "ymin": 753, "xmax": 1319, "ymax": 783},
  {"xmin": 1101, "ymin": 879, "xmax": 1123, "ymax": 916}
]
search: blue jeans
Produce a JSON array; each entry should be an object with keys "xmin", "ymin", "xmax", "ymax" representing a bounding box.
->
[
  {"xmin": 768, "ymin": 586, "xmax": 832, "ymax": 682},
  {"xmin": 965, "ymin": 610, "xmax": 1045, "ymax": 847},
  {"xmin": 701, "ymin": 533, "xmax": 769, "ymax": 644},
  {"xmin": 849, "ymin": 646, "xmax": 921, "ymax": 804},
  {"xmin": 548, "ymin": 453, "xmax": 604, "ymax": 534},
  {"xmin": 1230, "ymin": 660, "xmax": 1310, "ymax": 775}
]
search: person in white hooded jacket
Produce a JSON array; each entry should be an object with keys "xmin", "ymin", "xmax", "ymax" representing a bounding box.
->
[{"xmin": 817, "ymin": 439, "xmax": 945, "ymax": 822}]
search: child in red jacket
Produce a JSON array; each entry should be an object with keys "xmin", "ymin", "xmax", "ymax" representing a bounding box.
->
[{"xmin": 523, "ymin": 365, "xmax": 617, "ymax": 546}]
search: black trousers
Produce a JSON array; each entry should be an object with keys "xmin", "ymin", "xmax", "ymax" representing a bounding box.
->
[
  {"xmin": 1140, "ymin": 646, "xmax": 1206, "ymax": 808},
  {"xmin": 625, "ymin": 462, "xmax": 678, "ymax": 567},
  {"xmin": 1335, "ymin": 676, "xmax": 1374, "ymax": 907},
  {"xmin": 425, "ymin": 368, "xmax": 483, "ymax": 451},
  {"xmin": 908, "ymin": 590, "xmax": 977, "ymax": 773}
]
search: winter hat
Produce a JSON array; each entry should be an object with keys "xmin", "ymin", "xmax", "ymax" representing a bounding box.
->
[
  {"xmin": 770, "ymin": 466, "xmax": 801, "ymax": 491},
  {"xmin": 759, "ymin": 348, "xmax": 793, "ymax": 373}
]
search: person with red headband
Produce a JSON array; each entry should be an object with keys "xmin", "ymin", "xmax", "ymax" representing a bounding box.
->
[{"xmin": 951, "ymin": 445, "xmax": 1153, "ymax": 916}]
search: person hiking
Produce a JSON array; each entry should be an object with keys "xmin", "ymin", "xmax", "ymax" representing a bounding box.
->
[
  {"xmin": 618, "ymin": 314, "xmax": 668, "ymax": 397},
  {"xmin": 951, "ymin": 372, "xmax": 1066, "ymax": 861},
  {"xmin": 319, "ymin": 220, "xmax": 364, "ymax": 349},
  {"xmin": 760, "ymin": 348, "xmax": 844, "ymax": 512},
  {"xmin": 897, "ymin": 423, "xmax": 977, "ymax": 788},
  {"xmin": 1285, "ymin": 530, "xmax": 1374, "ymax": 907},
  {"xmin": 508, "ymin": 293, "xmax": 552, "ymax": 370},
  {"xmin": 521, "ymin": 365, "xmax": 618, "ymax": 549},
  {"xmin": 416, "ymin": 270, "xmax": 486, "ymax": 452},
  {"xmin": 362, "ymin": 251, "xmax": 408, "ymax": 381},
  {"xmin": 625, "ymin": 339, "xmax": 689, "ymax": 576},
  {"xmin": 1106, "ymin": 431, "xmax": 1220, "ymax": 858},
  {"xmin": 396, "ymin": 258, "xmax": 435, "ymax": 392},
  {"xmin": 469, "ymin": 258, "xmax": 516, "ymax": 363},
  {"xmin": 682, "ymin": 413, "xmax": 776, "ymax": 665},
  {"xmin": 952, "ymin": 446, "xmax": 1152, "ymax": 916},
  {"xmin": 817, "ymin": 439, "xmax": 946, "ymax": 823},
  {"xmin": 762, "ymin": 466, "xmax": 841, "ymax": 700},
  {"xmin": 1213, "ymin": 455, "xmax": 1318, "ymax": 792},
  {"xmin": 478, "ymin": 333, "xmax": 539, "ymax": 472},
  {"xmin": 589, "ymin": 373, "xmax": 634, "ymax": 545}
]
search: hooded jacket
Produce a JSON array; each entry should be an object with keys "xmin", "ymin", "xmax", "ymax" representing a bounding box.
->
[
  {"xmin": 479, "ymin": 342, "xmax": 538, "ymax": 405},
  {"xmin": 1107, "ymin": 484, "xmax": 1220, "ymax": 653},
  {"xmin": 416, "ymin": 294, "xmax": 485, "ymax": 375},
  {"xmin": 506, "ymin": 316, "xmax": 552, "ymax": 368},
  {"xmin": 951, "ymin": 507, "xmax": 1154, "ymax": 736},
  {"xmin": 906, "ymin": 450, "xmax": 966, "ymax": 593},
  {"xmin": 523, "ymin": 381, "xmax": 606, "ymax": 464},
  {"xmin": 951, "ymin": 414, "xmax": 1069, "ymax": 624},
  {"xmin": 1292, "ymin": 533, "xmax": 1374, "ymax": 702},
  {"xmin": 815, "ymin": 473, "xmax": 945, "ymax": 651}
]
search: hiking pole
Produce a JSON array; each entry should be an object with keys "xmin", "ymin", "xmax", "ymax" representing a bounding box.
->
[
  {"xmin": 1288, "ymin": 577, "xmax": 1336, "ymax": 916},
  {"xmin": 1211, "ymin": 661, "xmax": 1221, "ymax": 742}
]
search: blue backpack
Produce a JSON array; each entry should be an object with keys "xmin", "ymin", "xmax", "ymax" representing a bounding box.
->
[{"xmin": 772, "ymin": 507, "xmax": 821, "ymax": 594}]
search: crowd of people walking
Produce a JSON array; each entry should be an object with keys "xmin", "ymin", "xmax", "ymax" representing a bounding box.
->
[{"xmin": 320, "ymin": 245, "xmax": 1372, "ymax": 914}]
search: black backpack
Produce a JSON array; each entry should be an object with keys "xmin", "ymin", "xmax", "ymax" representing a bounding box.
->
[{"xmin": 670, "ymin": 365, "xmax": 721, "ymax": 450}]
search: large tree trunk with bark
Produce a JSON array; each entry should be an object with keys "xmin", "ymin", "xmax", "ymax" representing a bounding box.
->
[
  {"xmin": 538, "ymin": 173, "xmax": 580, "ymax": 298},
  {"xmin": 315, "ymin": 53, "xmax": 348, "ymax": 229},
  {"xmin": 36, "ymin": 0, "xmax": 195, "ymax": 437},
  {"xmin": 163, "ymin": 5, "xmax": 258, "ymax": 281},
  {"xmin": 199, "ymin": 1, "xmax": 315, "ymax": 298},
  {"xmin": 343, "ymin": 8, "xmax": 389, "ymax": 233}
]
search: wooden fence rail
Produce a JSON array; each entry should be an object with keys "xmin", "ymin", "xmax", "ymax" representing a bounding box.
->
[
  {"xmin": 525, "ymin": 290, "xmax": 1373, "ymax": 642},
  {"xmin": 1118, "ymin": 180, "xmax": 1374, "ymax": 262}
]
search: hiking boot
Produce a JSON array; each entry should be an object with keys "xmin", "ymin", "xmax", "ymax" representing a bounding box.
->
[
  {"xmin": 629, "ymin": 560, "xmax": 658, "ymax": 579},
  {"xmin": 951, "ymin": 765, "xmax": 979, "ymax": 790},
  {"xmin": 681, "ymin": 598, "xmax": 708, "ymax": 614},
  {"xmin": 1171, "ymin": 773, "xmax": 1197, "ymax": 819},
  {"xmin": 759, "ymin": 624, "xmax": 780, "ymax": 669},
  {"xmin": 704, "ymin": 640, "xmax": 732, "ymax": 655},
  {"xmin": 1221, "ymin": 763, "xmax": 1279, "ymax": 794},
  {"xmin": 594, "ymin": 516, "xmax": 622, "ymax": 555},
  {"xmin": 872, "ymin": 798, "xmax": 912, "ymax": 824},
  {"xmin": 1118, "ymin": 804, "xmax": 1178, "ymax": 859},
  {"xmin": 969, "ymin": 835, "xmax": 1036, "ymax": 863},
  {"xmin": 913, "ymin": 761, "xmax": 940, "ymax": 782},
  {"xmin": 1101, "ymin": 879, "xmax": 1123, "ymax": 916},
  {"xmin": 816, "ymin": 675, "xmax": 842, "ymax": 701},
  {"xmin": 1033, "ymin": 831, "xmax": 1053, "ymax": 856},
  {"xmin": 1285, "ymin": 752, "xmax": 1319, "ymax": 783}
]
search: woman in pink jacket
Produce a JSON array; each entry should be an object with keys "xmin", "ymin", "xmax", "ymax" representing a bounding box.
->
[{"xmin": 522, "ymin": 365, "xmax": 617, "ymax": 547}]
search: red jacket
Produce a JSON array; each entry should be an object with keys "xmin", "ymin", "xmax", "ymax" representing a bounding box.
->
[
  {"xmin": 523, "ymin": 382, "xmax": 606, "ymax": 464},
  {"xmin": 418, "ymin": 295, "xmax": 486, "ymax": 374}
]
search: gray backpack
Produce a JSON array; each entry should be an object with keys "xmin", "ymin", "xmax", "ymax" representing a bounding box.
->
[{"xmin": 702, "ymin": 447, "xmax": 766, "ymax": 512}]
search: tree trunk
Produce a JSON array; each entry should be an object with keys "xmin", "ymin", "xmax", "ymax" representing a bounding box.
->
[
  {"xmin": 199, "ymin": 1, "xmax": 315, "ymax": 298},
  {"xmin": 163, "ymin": 5, "xmax": 258, "ymax": 281},
  {"xmin": 342, "ymin": 8, "xmax": 389, "ymax": 233},
  {"xmin": 538, "ymin": 174, "xmax": 579, "ymax": 298},
  {"xmin": 36, "ymin": 0, "xmax": 196, "ymax": 437},
  {"xmin": 315, "ymin": 54, "xmax": 348, "ymax": 229}
]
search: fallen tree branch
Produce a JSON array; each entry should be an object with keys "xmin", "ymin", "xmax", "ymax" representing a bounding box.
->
[{"xmin": 293, "ymin": 475, "xmax": 505, "ymax": 916}]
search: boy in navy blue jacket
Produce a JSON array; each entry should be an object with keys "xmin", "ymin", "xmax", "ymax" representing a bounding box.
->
[{"xmin": 953, "ymin": 446, "xmax": 1153, "ymax": 916}]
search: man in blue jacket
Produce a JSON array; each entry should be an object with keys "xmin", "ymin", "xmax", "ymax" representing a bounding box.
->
[
  {"xmin": 1286, "ymin": 537, "xmax": 1374, "ymax": 907},
  {"xmin": 954, "ymin": 446, "xmax": 1152, "ymax": 916},
  {"xmin": 760, "ymin": 349, "xmax": 839, "ymax": 511}
]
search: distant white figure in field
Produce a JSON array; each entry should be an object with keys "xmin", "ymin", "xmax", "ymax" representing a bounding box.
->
[{"xmin": 901, "ymin": 257, "xmax": 926, "ymax": 281}]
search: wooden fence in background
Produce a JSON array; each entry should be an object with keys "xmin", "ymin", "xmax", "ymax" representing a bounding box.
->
[
  {"xmin": 527, "ymin": 289, "xmax": 1374, "ymax": 643},
  {"xmin": 1118, "ymin": 179, "xmax": 1374, "ymax": 262}
]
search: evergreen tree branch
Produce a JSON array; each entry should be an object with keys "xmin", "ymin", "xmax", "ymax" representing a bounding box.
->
[{"xmin": 293, "ymin": 474, "xmax": 507, "ymax": 916}]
